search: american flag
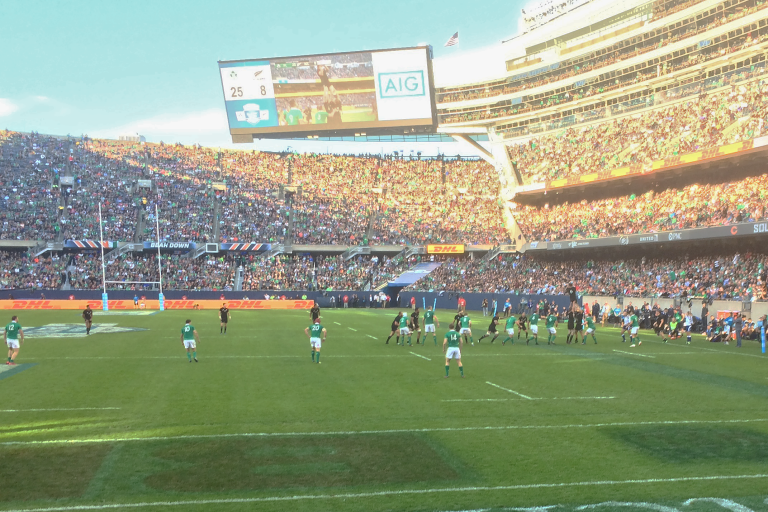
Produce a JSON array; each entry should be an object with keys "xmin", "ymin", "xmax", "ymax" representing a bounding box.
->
[{"xmin": 444, "ymin": 32, "xmax": 459, "ymax": 47}]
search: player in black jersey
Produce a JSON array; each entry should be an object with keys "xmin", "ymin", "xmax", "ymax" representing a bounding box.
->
[
  {"xmin": 410, "ymin": 308, "xmax": 422, "ymax": 345},
  {"xmin": 652, "ymin": 310, "xmax": 669, "ymax": 343},
  {"xmin": 517, "ymin": 312, "xmax": 529, "ymax": 341},
  {"xmin": 82, "ymin": 305, "xmax": 93, "ymax": 335},
  {"xmin": 574, "ymin": 307, "xmax": 585, "ymax": 344},
  {"xmin": 310, "ymin": 303, "xmax": 321, "ymax": 321},
  {"xmin": 219, "ymin": 304, "xmax": 230, "ymax": 334},
  {"xmin": 566, "ymin": 309, "xmax": 576, "ymax": 344},
  {"xmin": 386, "ymin": 312, "xmax": 403, "ymax": 344},
  {"xmin": 478, "ymin": 315, "xmax": 500, "ymax": 343}
]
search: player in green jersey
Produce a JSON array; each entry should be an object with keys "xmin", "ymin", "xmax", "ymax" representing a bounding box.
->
[
  {"xmin": 180, "ymin": 320, "xmax": 199, "ymax": 362},
  {"xmin": 5, "ymin": 316, "xmax": 23, "ymax": 365},
  {"xmin": 502, "ymin": 315, "xmax": 517, "ymax": 345},
  {"xmin": 545, "ymin": 313, "xmax": 558, "ymax": 344},
  {"xmin": 305, "ymin": 318, "xmax": 327, "ymax": 363},
  {"xmin": 422, "ymin": 306, "xmax": 439, "ymax": 345},
  {"xmin": 443, "ymin": 323, "xmax": 464, "ymax": 378},
  {"xmin": 397, "ymin": 312, "xmax": 411, "ymax": 346},
  {"xmin": 528, "ymin": 312, "xmax": 540, "ymax": 345},
  {"xmin": 584, "ymin": 315, "xmax": 598, "ymax": 344},
  {"xmin": 283, "ymin": 99, "xmax": 304, "ymax": 125},
  {"xmin": 629, "ymin": 313, "xmax": 642, "ymax": 347},
  {"xmin": 458, "ymin": 314, "xmax": 473, "ymax": 346}
]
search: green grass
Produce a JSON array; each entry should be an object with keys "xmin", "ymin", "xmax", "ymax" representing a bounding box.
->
[{"xmin": 0, "ymin": 307, "xmax": 767, "ymax": 512}]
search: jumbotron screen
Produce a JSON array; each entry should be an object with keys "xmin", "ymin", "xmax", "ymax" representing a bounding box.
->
[{"xmin": 218, "ymin": 46, "xmax": 437, "ymax": 141}]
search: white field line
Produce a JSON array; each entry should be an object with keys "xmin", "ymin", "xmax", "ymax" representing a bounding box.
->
[
  {"xmin": 31, "ymin": 353, "xmax": 575, "ymax": 361},
  {"xmin": 366, "ymin": 335, "xmax": 377, "ymax": 339},
  {"xmin": 486, "ymin": 381, "xmax": 534, "ymax": 400},
  {"xmin": 333, "ymin": 322, "xmax": 341, "ymax": 325},
  {"xmin": 409, "ymin": 351, "xmax": 431, "ymax": 361},
  {"xmin": 0, "ymin": 408, "xmax": 120, "ymax": 413},
  {"xmin": 1, "ymin": 475, "xmax": 767, "ymax": 512},
  {"xmin": 443, "ymin": 397, "xmax": 615, "ymax": 403},
  {"xmin": 2, "ymin": 418, "xmax": 768, "ymax": 447},
  {"xmin": 348, "ymin": 327, "xmax": 357, "ymax": 332},
  {"xmin": 644, "ymin": 338, "xmax": 767, "ymax": 359},
  {"xmin": 613, "ymin": 350, "xmax": 655, "ymax": 358}
]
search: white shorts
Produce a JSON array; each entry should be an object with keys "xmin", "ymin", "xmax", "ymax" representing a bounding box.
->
[
  {"xmin": 400, "ymin": 327, "xmax": 410, "ymax": 335},
  {"xmin": 507, "ymin": 328, "xmax": 514, "ymax": 336},
  {"xmin": 548, "ymin": 327, "xmax": 557, "ymax": 334},
  {"xmin": 310, "ymin": 337, "xmax": 322, "ymax": 348},
  {"xmin": 446, "ymin": 347, "xmax": 461, "ymax": 360},
  {"xmin": 183, "ymin": 340, "xmax": 196, "ymax": 349},
  {"xmin": 723, "ymin": 325, "xmax": 731, "ymax": 335},
  {"xmin": 460, "ymin": 328, "xmax": 471, "ymax": 335},
  {"xmin": 630, "ymin": 327, "xmax": 638, "ymax": 335},
  {"xmin": 6, "ymin": 339, "xmax": 19, "ymax": 349},
  {"xmin": 586, "ymin": 328, "xmax": 594, "ymax": 334},
  {"xmin": 531, "ymin": 325, "xmax": 538, "ymax": 334},
  {"xmin": 425, "ymin": 324, "xmax": 435, "ymax": 333}
]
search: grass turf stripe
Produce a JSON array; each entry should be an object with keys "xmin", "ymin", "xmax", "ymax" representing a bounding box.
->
[
  {"xmin": 4, "ymin": 418, "xmax": 768, "ymax": 446},
  {"xmin": 1, "ymin": 474, "xmax": 767, "ymax": 511}
]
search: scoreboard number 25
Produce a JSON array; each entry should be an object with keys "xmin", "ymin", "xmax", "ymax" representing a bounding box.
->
[{"xmin": 230, "ymin": 86, "xmax": 268, "ymax": 98}]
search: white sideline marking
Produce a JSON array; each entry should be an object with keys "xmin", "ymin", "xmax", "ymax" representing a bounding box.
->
[
  {"xmin": 5, "ymin": 418, "xmax": 768, "ymax": 447},
  {"xmin": 366, "ymin": 335, "xmax": 377, "ymax": 340},
  {"xmin": 348, "ymin": 327, "xmax": 357, "ymax": 332},
  {"xmin": 410, "ymin": 351, "xmax": 431, "ymax": 361},
  {"xmin": 0, "ymin": 408, "xmax": 120, "ymax": 413},
  {"xmin": 645, "ymin": 338, "xmax": 766, "ymax": 359},
  {"xmin": 613, "ymin": 350, "xmax": 655, "ymax": 358},
  {"xmin": 486, "ymin": 381, "xmax": 534, "ymax": 400},
  {"xmin": 2, "ymin": 475, "xmax": 767, "ymax": 511},
  {"xmin": 443, "ymin": 397, "xmax": 615, "ymax": 402},
  {"xmin": 333, "ymin": 322, "xmax": 341, "ymax": 325}
]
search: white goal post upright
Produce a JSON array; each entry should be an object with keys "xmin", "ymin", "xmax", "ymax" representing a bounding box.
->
[
  {"xmin": 99, "ymin": 203, "xmax": 109, "ymax": 311},
  {"xmin": 155, "ymin": 204, "xmax": 165, "ymax": 311}
]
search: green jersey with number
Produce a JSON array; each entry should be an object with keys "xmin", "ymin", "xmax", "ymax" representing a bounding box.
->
[
  {"xmin": 399, "ymin": 316, "xmax": 409, "ymax": 329},
  {"xmin": 546, "ymin": 314, "xmax": 557, "ymax": 328},
  {"xmin": 5, "ymin": 321, "xmax": 21, "ymax": 340},
  {"xmin": 445, "ymin": 330, "xmax": 461, "ymax": 348},
  {"xmin": 424, "ymin": 310, "xmax": 435, "ymax": 325},
  {"xmin": 460, "ymin": 316, "xmax": 470, "ymax": 328},
  {"xmin": 181, "ymin": 324, "xmax": 195, "ymax": 340},
  {"xmin": 505, "ymin": 316, "xmax": 516, "ymax": 329},
  {"xmin": 309, "ymin": 323, "xmax": 324, "ymax": 337},
  {"xmin": 630, "ymin": 315, "xmax": 639, "ymax": 327},
  {"xmin": 284, "ymin": 108, "xmax": 303, "ymax": 125},
  {"xmin": 586, "ymin": 316, "xmax": 596, "ymax": 329},
  {"xmin": 314, "ymin": 110, "xmax": 328, "ymax": 124},
  {"xmin": 530, "ymin": 313, "xmax": 540, "ymax": 325},
  {"xmin": 674, "ymin": 313, "xmax": 683, "ymax": 323}
]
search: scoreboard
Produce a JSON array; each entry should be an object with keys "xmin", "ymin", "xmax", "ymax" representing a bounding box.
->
[{"xmin": 218, "ymin": 46, "xmax": 437, "ymax": 141}]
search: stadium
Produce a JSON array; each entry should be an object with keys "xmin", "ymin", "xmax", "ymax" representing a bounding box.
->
[{"xmin": 1, "ymin": 0, "xmax": 768, "ymax": 510}]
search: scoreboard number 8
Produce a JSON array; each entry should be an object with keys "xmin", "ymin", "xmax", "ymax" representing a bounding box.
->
[{"xmin": 230, "ymin": 86, "xmax": 267, "ymax": 98}]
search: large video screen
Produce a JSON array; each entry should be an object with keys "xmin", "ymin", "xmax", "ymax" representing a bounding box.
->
[{"xmin": 218, "ymin": 46, "xmax": 436, "ymax": 140}]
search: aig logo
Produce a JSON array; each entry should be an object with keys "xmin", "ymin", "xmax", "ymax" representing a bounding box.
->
[{"xmin": 378, "ymin": 71, "xmax": 425, "ymax": 98}]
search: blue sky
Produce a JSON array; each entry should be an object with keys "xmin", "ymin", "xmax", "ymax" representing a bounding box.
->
[{"xmin": 0, "ymin": 0, "xmax": 521, "ymax": 151}]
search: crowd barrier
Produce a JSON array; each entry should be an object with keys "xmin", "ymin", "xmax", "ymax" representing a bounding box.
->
[{"xmin": 0, "ymin": 300, "xmax": 314, "ymax": 310}]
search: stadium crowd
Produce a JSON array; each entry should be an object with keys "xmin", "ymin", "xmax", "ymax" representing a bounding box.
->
[
  {"xmin": 514, "ymin": 172, "xmax": 768, "ymax": 241},
  {"xmin": 407, "ymin": 252, "xmax": 768, "ymax": 300},
  {"xmin": 0, "ymin": 251, "xmax": 65, "ymax": 290}
]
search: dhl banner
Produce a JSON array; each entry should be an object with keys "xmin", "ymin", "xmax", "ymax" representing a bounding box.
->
[
  {"xmin": 0, "ymin": 300, "xmax": 314, "ymax": 310},
  {"xmin": 426, "ymin": 244, "xmax": 465, "ymax": 254}
]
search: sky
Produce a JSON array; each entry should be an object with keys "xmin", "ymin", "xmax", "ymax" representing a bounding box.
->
[{"xmin": 0, "ymin": 0, "xmax": 522, "ymax": 154}]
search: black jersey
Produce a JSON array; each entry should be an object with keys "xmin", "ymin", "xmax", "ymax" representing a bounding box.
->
[
  {"xmin": 219, "ymin": 307, "xmax": 229, "ymax": 322},
  {"xmin": 310, "ymin": 306, "xmax": 320, "ymax": 320},
  {"xmin": 410, "ymin": 311, "xmax": 420, "ymax": 329},
  {"xmin": 574, "ymin": 311, "xmax": 584, "ymax": 331},
  {"xmin": 391, "ymin": 314, "xmax": 402, "ymax": 331},
  {"xmin": 454, "ymin": 313, "xmax": 463, "ymax": 328},
  {"xmin": 567, "ymin": 311, "xmax": 576, "ymax": 329},
  {"xmin": 566, "ymin": 286, "xmax": 577, "ymax": 302},
  {"xmin": 83, "ymin": 309, "xmax": 93, "ymax": 321},
  {"xmin": 518, "ymin": 315, "xmax": 528, "ymax": 329},
  {"xmin": 488, "ymin": 315, "xmax": 499, "ymax": 333}
]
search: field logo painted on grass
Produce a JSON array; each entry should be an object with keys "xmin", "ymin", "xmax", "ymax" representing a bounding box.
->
[{"xmin": 24, "ymin": 324, "xmax": 148, "ymax": 338}]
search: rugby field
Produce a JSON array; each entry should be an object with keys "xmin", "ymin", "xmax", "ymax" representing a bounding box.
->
[{"xmin": 1, "ymin": 307, "xmax": 767, "ymax": 512}]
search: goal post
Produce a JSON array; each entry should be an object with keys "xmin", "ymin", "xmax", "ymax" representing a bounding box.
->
[{"xmin": 98, "ymin": 203, "xmax": 165, "ymax": 311}]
